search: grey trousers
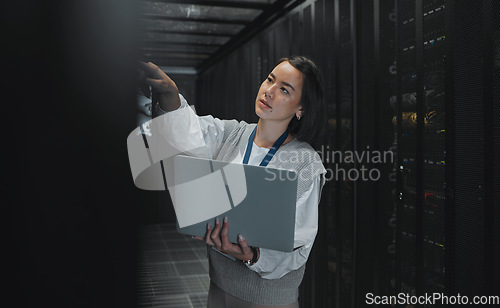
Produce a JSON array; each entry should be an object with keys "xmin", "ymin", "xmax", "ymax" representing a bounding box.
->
[{"xmin": 207, "ymin": 281, "xmax": 300, "ymax": 308}]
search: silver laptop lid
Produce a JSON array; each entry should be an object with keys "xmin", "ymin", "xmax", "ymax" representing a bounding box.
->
[{"xmin": 171, "ymin": 155, "xmax": 297, "ymax": 252}]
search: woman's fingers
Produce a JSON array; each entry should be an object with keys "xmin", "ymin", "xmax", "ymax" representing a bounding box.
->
[
  {"xmin": 220, "ymin": 217, "xmax": 229, "ymax": 241},
  {"xmin": 145, "ymin": 77, "xmax": 164, "ymax": 88},
  {"xmin": 139, "ymin": 61, "xmax": 162, "ymax": 77},
  {"xmin": 204, "ymin": 224, "xmax": 215, "ymax": 246},
  {"xmin": 200, "ymin": 216, "xmax": 252, "ymax": 260},
  {"xmin": 138, "ymin": 61, "xmax": 177, "ymax": 94},
  {"xmin": 220, "ymin": 217, "xmax": 234, "ymax": 253},
  {"xmin": 220, "ymin": 218, "xmax": 251, "ymax": 260},
  {"xmin": 210, "ymin": 217, "xmax": 222, "ymax": 248},
  {"xmin": 237, "ymin": 234, "xmax": 253, "ymax": 260}
]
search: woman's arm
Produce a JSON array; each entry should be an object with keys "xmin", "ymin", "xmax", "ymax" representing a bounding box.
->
[
  {"xmin": 139, "ymin": 61, "xmax": 234, "ymax": 159},
  {"xmin": 155, "ymin": 94, "xmax": 227, "ymax": 159}
]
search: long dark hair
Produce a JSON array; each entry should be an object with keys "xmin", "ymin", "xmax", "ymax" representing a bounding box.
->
[{"xmin": 275, "ymin": 56, "xmax": 325, "ymax": 148}]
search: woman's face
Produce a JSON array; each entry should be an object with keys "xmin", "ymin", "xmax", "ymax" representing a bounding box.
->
[{"xmin": 255, "ymin": 61, "xmax": 303, "ymax": 122}]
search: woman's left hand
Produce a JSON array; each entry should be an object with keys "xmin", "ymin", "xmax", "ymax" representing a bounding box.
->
[{"xmin": 194, "ymin": 216, "xmax": 254, "ymax": 262}]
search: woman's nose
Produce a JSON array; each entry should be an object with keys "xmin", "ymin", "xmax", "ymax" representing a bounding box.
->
[{"xmin": 264, "ymin": 84, "xmax": 275, "ymax": 98}]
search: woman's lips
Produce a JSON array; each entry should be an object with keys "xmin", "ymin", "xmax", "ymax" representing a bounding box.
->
[{"xmin": 260, "ymin": 100, "xmax": 271, "ymax": 109}]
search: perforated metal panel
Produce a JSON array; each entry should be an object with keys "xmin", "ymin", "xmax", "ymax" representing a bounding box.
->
[
  {"xmin": 453, "ymin": 0, "xmax": 488, "ymax": 296},
  {"xmin": 421, "ymin": 0, "xmax": 446, "ymax": 296},
  {"xmin": 493, "ymin": 0, "xmax": 500, "ymax": 294},
  {"xmin": 396, "ymin": 0, "xmax": 419, "ymax": 296}
]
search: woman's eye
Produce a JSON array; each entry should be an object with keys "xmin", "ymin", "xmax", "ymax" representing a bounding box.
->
[
  {"xmin": 267, "ymin": 77, "xmax": 272, "ymax": 83},
  {"xmin": 281, "ymin": 88, "xmax": 289, "ymax": 94}
]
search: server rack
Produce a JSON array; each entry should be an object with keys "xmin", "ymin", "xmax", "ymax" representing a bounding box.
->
[
  {"xmin": 395, "ymin": 0, "xmax": 447, "ymax": 301},
  {"xmin": 451, "ymin": 0, "xmax": 499, "ymax": 299},
  {"xmin": 355, "ymin": 0, "xmax": 399, "ymax": 305}
]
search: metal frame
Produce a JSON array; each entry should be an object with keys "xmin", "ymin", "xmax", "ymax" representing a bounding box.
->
[
  {"xmin": 197, "ymin": 0, "xmax": 304, "ymax": 73},
  {"xmin": 142, "ymin": 0, "xmax": 270, "ymax": 10},
  {"xmin": 141, "ymin": 14, "xmax": 251, "ymax": 25},
  {"xmin": 140, "ymin": 0, "xmax": 299, "ymax": 68},
  {"xmin": 141, "ymin": 40, "xmax": 224, "ymax": 48},
  {"xmin": 482, "ymin": 0, "xmax": 495, "ymax": 296},
  {"xmin": 147, "ymin": 29, "xmax": 234, "ymax": 37},
  {"xmin": 415, "ymin": 0, "xmax": 424, "ymax": 296},
  {"xmin": 443, "ymin": 0, "xmax": 455, "ymax": 296}
]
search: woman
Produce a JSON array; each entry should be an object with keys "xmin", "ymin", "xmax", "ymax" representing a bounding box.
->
[{"xmin": 139, "ymin": 56, "xmax": 327, "ymax": 307}]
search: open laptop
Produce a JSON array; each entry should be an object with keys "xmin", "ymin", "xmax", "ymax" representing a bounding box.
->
[{"xmin": 170, "ymin": 155, "xmax": 298, "ymax": 252}]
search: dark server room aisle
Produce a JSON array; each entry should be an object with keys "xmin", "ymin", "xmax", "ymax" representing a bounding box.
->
[{"xmin": 137, "ymin": 224, "xmax": 210, "ymax": 308}]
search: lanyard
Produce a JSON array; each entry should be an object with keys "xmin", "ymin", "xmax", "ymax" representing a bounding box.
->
[{"xmin": 242, "ymin": 126, "xmax": 289, "ymax": 167}]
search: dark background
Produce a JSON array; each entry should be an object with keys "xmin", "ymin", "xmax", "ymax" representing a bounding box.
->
[{"xmin": 5, "ymin": 1, "xmax": 139, "ymax": 307}]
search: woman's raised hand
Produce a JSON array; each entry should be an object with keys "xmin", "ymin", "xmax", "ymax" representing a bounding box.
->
[{"xmin": 138, "ymin": 61, "xmax": 181, "ymax": 111}]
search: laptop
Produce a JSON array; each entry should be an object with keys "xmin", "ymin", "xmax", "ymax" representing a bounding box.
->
[{"xmin": 170, "ymin": 155, "xmax": 298, "ymax": 252}]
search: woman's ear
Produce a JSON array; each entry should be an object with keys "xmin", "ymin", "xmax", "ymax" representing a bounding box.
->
[{"xmin": 296, "ymin": 107, "xmax": 303, "ymax": 120}]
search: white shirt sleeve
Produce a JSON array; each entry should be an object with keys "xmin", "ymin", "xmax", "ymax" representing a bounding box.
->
[
  {"xmin": 245, "ymin": 175, "xmax": 322, "ymax": 279},
  {"xmin": 156, "ymin": 94, "xmax": 225, "ymax": 159}
]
